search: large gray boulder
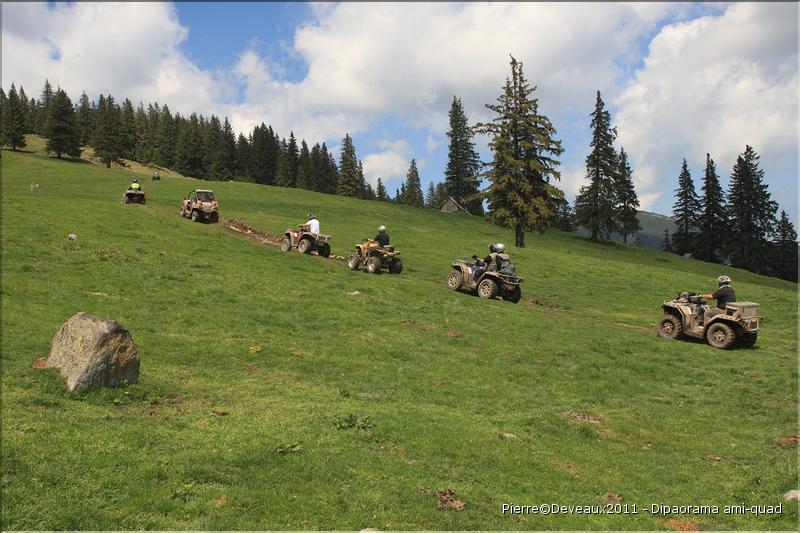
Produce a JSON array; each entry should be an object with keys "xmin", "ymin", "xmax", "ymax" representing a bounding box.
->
[{"xmin": 47, "ymin": 312, "xmax": 139, "ymax": 391}]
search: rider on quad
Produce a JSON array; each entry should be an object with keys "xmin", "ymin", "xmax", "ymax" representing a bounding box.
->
[
  {"xmin": 374, "ymin": 225, "xmax": 390, "ymax": 247},
  {"xmin": 304, "ymin": 212, "xmax": 320, "ymax": 234},
  {"xmin": 700, "ymin": 275, "xmax": 736, "ymax": 325},
  {"xmin": 128, "ymin": 177, "xmax": 141, "ymax": 191}
]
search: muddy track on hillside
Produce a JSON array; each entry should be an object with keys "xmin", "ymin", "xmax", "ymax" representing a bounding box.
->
[{"xmin": 223, "ymin": 218, "xmax": 346, "ymax": 261}]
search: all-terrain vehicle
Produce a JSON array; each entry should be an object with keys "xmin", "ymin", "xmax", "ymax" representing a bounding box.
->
[
  {"xmin": 152, "ymin": 171, "xmax": 161, "ymax": 181},
  {"xmin": 180, "ymin": 189, "xmax": 219, "ymax": 223},
  {"xmin": 280, "ymin": 225, "xmax": 332, "ymax": 258},
  {"xmin": 347, "ymin": 239, "xmax": 403, "ymax": 274},
  {"xmin": 123, "ymin": 189, "xmax": 146, "ymax": 204},
  {"xmin": 447, "ymin": 257, "xmax": 524, "ymax": 303},
  {"xmin": 657, "ymin": 292, "xmax": 762, "ymax": 349}
]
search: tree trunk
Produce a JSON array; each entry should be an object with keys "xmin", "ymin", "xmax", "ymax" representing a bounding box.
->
[
  {"xmin": 622, "ymin": 233, "xmax": 628, "ymax": 245},
  {"xmin": 515, "ymin": 224, "xmax": 525, "ymax": 248},
  {"xmin": 106, "ymin": 158, "xmax": 111, "ymax": 169},
  {"xmin": 591, "ymin": 227, "xmax": 598, "ymax": 241}
]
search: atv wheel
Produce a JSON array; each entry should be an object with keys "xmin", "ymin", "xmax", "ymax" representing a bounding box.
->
[
  {"xmin": 505, "ymin": 285, "xmax": 522, "ymax": 303},
  {"xmin": 366, "ymin": 256, "xmax": 382, "ymax": 274},
  {"xmin": 347, "ymin": 253, "xmax": 361, "ymax": 270},
  {"xmin": 740, "ymin": 332, "xmax": 757, "ymax": 348},
  {"xmin": 180, "ymin": 207, "xmax": 186, "ymax": 217},
  {"xmin": 123, "ymin": 197, "xmax": 129, "ymax": 204},
  {"xmin": 209, "ymin": 212, "xmax": 219, "ymax": 224},
  {"xmin": 657, "ymin": 314, "xmax": 682, "ymax": 340},
  {"xmin": 141, "ymin": 197, "xmax": 146, "ymax": 204},
  {"xmin": 447, "ymin": 270, "xmax": 463, "ymax": 290},
  {"xmin": 280, "ymin": 239, "xmax": 292, "ymax": 252},
  {"xmin": 317, "ymin": 242, "xmax": 331, "ymax": 258},
  {"xmin": 477, "ymin": 278, "xmax": 498, "ymax": 299},
  {"xmin": 706, "ymin": 322, "xmax": 735, "ymax": 349},
  {"xmin": 298, "ymin": 238, "xmax": 312, "ymax": 254},
  {"xmin": 389, "ymin": 258, "xmax": 403, "ymax": 274},
  {"xmin": 191, "ymin": 210, "xmax": 200, "ymax": 222}
]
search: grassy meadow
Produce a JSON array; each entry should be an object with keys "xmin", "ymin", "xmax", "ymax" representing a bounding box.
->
[{"xmin": 1, "ymin": 137, "xmax": 797, "ymax": 530}]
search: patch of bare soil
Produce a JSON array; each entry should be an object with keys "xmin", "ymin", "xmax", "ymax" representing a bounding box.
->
[
  {"xmin": 660, "ymin": 518, "xmax": 700, "ymax": 531},
  {"xmin": 434, "ymin": 488, "xmax": 465, "ymax": 511},
  {"xmin": 444, "ymin": 329, "xmax": 463, "ymax": 337},
  {"xmin": 224, "ymin": 218, "xmax": 284, "ymax": 245},
  {"xmin": 565, "ymin": 410, "xmax": 601, "ymax": 423},
  {"xmin": 601, "ymin": 492, "xmax": 622, "ymax": 504},
  {"xmin": 32, "ymin": 358, "xmax": 48, "ymax": 369},
  {"xmin": 776, "ymin": 435, "xmax": 799, "ymax": 447}
]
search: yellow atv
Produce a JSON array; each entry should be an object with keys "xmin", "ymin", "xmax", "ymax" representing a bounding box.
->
[{"xmin": 347, "ymin": 239, "xmax": 403, "ymax": 274}]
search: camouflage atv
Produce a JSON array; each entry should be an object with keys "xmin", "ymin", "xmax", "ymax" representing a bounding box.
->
[
  {"xmin": 280, "ymin": 225, "xmax": 332, "ymax": 258},
  {"xmin": 347, "ymin": 239, "xmax": 403, "ymax": 274},
  {"xmin": 657, "ymin": 292, "xmax": 762, "ymax": 349},
  {"xmin": 447, "ymin": 257, "xmax": 523, "ymax": 303},
  {"xmin": 123, "ymin": 189, "xmax": 146, "ymax": 204},
  {"xmin": 180, "ymin": 189, "xmax": 219, "ymax": 223}
]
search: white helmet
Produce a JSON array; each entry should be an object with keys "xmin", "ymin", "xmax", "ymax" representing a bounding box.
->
[
  {"xmin": 717, "ymin": 275, "xmax": 731, "ymax": 286},
  {"xmin": 378, "ymin": 225, "xmax": 386, "ymax": 233},
  {"xmin": 494, "ymin": 243, "xmax": 506, "ymax": 253}
]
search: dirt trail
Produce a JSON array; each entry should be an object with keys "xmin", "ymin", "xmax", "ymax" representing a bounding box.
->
[{"xmin": 223, "ymin": 218, "xmax": 346, "ymax": 260}]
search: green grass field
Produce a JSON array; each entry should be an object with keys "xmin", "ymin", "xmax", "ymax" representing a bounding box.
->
[{"xmin": 2, "ymin": 137, "xmax": 797, "ymax": 530}]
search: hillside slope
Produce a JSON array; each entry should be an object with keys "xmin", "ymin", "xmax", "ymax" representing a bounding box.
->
[{"xmin": 2, "ymin": 140, "xmax": 797, "ymax": 530}]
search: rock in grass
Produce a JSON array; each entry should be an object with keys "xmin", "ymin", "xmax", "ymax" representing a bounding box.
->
[
  {"xmin": 784, "ymin": 490, "xmax": 800, "ymax": 501},
  {"xmin": 499, "ymin": 432, "xmax": 518, "ymax": 440},
  {"xmin": 47, "ymin": 312, "xmax": 139, "ymax": 391}
]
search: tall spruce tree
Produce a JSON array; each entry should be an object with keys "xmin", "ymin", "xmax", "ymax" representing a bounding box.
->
[
  {"xmin": 473, "ymin": 56, "xmax": 564, "ymax": 247},
  {"xmin": 219, "ymin": 117, "xmax": 236, "ymax": 181},
  {"xmin": 0, "ymin": 88, "xmax": 6, "ymax": 134},
  {"xmin": 376, "ymin": 178, "xmax": 388, "ymax": 201},
  {"xmin": 296, "ymin": 139, "xmax": 312, "ymax": 189},
  {"xmin": 670, "ymin": 159, "xmax": 701, "ymax": 255},
  {"xmin": 119, "ymin": 99, "xmax": 137, "ymax": 160},
  {"xmin": 425, "ymin": 182, "xmax": 437, "ymax": 208},
  {"xmin": 17, "ymin": 86, "xmax": 32, "ymax": 133},
  {"xmin": 770, "ymin": 210, "xmax": 798, "ymax": 282},
  {"xmin": 574, "ymin": 91, "xmax": 618, "ymax": 241},
  {"xmin": 44, "ymin": 88, "xmax": 81, "ymax": 158},
  {"xmin": 92, "ymin": 95, "xmax": 123, "ymax": 168},
  {"xmin": 613, "ymin": 147, "xmax": 640, "ymax": 244},
  {"xmin": 444, "ymin": 96, "xmax": 482, "ymax": 214},
  {"xmin": 661, "ymin": 229, "xmax": 674, "ymax": 252},
  {"xmin": 403, "ymin": 159, "xmax": 424, "ymax": 207},
  {"xmin": 726, "ymin": 145, "xmax": 777, "ymax": 274},
  {"xmin": 337, "ymin": 134, "xmax": 363, "ymax": 197},
  {"xmin": 76, "ymin": 92, "xmax": 93, "ymax": 146},
  {"xmin": 2, "ymin": 84, "xmax": 27, "ymax": 150},
  {"xmin": 234, "ymin": 133, "xmax": 251, "ymax": 180},
  {"xmin": 697, "ymin": 153, "xmax": 727, "ymax": 263},
  {"xmin": 35, "ymin": 79, "xmax": 54, "ymax": 134}
]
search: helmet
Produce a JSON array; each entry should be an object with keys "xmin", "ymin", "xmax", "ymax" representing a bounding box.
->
[
  {"xmin": 488, "ymin": 243, "xmax": 496, "ymax": 253},
  {"xmin": 132, "ymin": 178, "xmax": 138, "ymax": 183},
  {"xmin": 717, "ymin": 275, "xmax": 731, "ymax": 286},
  {"xmin": 307, "ymin": 212, "xmax": 316, "ymax": 219},
  {"xmin": 377, "ymin": 225, "xmax": 386, "ymax": 233},
  {"xmin": 494, "ymin": 243, "xmax": 506, "ymax": 253}
]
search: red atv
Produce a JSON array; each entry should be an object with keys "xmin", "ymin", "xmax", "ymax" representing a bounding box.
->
[{"xmin": 280, "ymin": 225, "xmax": 332, "ymax": 257}]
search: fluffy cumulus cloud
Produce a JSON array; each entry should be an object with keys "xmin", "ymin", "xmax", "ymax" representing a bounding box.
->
[
  {"xmin": 361, "ymin": 139, "xmax": 411, "ymax": 187},
  {"xmin": 614, "ymin": 2, "xmax": 798, "ymax": 212},
  {"xmin": 1, "ymin": 2, "xmax": 223, "ymax": 116}
]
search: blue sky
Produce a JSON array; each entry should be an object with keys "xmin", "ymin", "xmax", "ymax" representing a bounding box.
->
[{"xmin": 3, "ymin": 2, "xmax": 797, "ymax": 220}]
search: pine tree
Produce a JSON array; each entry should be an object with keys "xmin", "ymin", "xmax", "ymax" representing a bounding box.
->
[
  {"xmin": 670, "ymin": 159, "xmax": 701, "ymax": 255},
  {"xmin": 275, "ymin": 137, "xmax": 290, "ymax": 186},
  {"xmin": 336, "ymin": 134, "xmax": 363, "ymax": 197},
  {"xmin": 402, "ymin": 159, "xmax": 424, "ymax": 207},
  {"xmin": 613, "ymin": 148, "xmax": 640, "ymax": 244},
  {"xmin": 697, "ymin": 153, "xmax": 728, "ymax": 263},
  {"xmin": 661, "ymin": 229, "xmax": 674, "ymax": 252},
  {"xmin": 174, "ymin": 113, "xmax": 204, "ymax": 178},
  {"xmin": 17, "ymin": 86, "xmax": 32, "ymax": 133},
  {"xmin": 474, "ymin": 56, "xmax": 564, "ymax": 247},
  {"xmin": 76, "ymin": 92, "xmax": 93, "ymax": 146},
  {"xmin": 2, "ymin": 84, "xmax": 27, "ymax": 150},
  {"xmin": 203, "ymin": 115, "xmax": 224, "ymax": 180},
  {"xmin": 575, "ymin": 91, "xmax": 618, "ymax": 241},
  {"xmin": 554, "ymin": 197, "xmax": 575, "ymax": 231},
  {"xmin": 296, "ymin": 140, "xmax": 312, "ymax": 189},
  {"xmin": 158, "ymin": 107, "xmax": 179, "ymax": 168},
  {"xmin": 425, "ymin": 182, "xmax": 437, "ymax": 208},
  {"xmin": 133, "ymin": 103, "xmax": 149, "ymax": 162},
  {"xmin": 376, "ymin": 178, "xmax": 388, "ymax": 201},
  {"xmin": 44, "ymin": 88, "xmax": 81, "ymax": 158},
  {"xmin": 234, "ymin": 133, "xmax": 250, "ymax": 180},
  {"xmin": 0, "ymin": 88, "xmax": 6, "ymax": 134},
  {"xmin": 770, "ymin": 210, "xmax": 798, "ymax": 282},
  {"xmin": 91, "ymin": 94, "xmax": 123, "ymax": 168},
  {"xmin": 364, "ymin": 183, "xmax": 377, "ymax": 201},
  {"xmin": 119, "ymin": 99, "xmax": 137, "ymax": 160},
  {"xmin": 726, "ymin": 145, "xmax": 778, "ymax": 274},
  {"xmin": 35, "ymin": 79, "xmax": 54, "ymax": 134},
  {"xmin": 445, "ymin": 96, "xmax": 482, "ymax": 214}
]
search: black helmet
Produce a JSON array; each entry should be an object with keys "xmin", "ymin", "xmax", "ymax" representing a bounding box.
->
[{"xmin": 488, "ymin": 243, "xmax": 496, "ymax": 253}]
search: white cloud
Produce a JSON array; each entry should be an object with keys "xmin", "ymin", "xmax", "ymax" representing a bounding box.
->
[
  {"xmin": 361, "ymin": 139, "xmax": 411, "ymax": 187},
  {"xmin": 615, "ymin": 2, "xmax": 798, "ymax": 216},
  {"xmin": 1, "ymin": 2, "xmax": 223, "ymax": 116}
]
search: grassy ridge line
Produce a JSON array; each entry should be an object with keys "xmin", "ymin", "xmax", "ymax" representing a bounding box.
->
[{"xmin": 1, "ymin": 139, "xmax": 797, "ymax": 530}]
